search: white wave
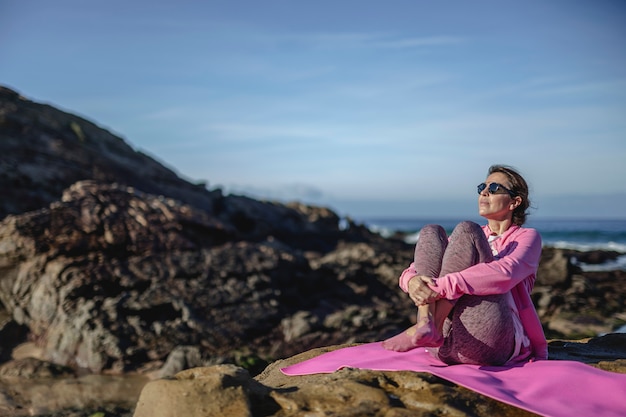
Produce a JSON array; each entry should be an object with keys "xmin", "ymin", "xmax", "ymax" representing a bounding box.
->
[
  {"xmin": 367, "ymin": 225, "xmax": 395, "ymax": 238},
  {"xmin": 576, "ymin": 254, "xmax": 626, "ymax": 272},
  {"xmin": 542, "ymin": 240, "xmax": 626, "ymax": 253},
  {"xmin": 403, "ymin": 232, "xmax": 420, "ymax": 244},
  {"xmin": 613, "ymin": 324, "xmax": 626, "ymax": 334}
]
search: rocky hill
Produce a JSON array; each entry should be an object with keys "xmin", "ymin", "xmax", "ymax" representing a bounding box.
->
[
  {"xmin": 0, "ymin": 85, "xmax": 219, "ymax": 220},
  {"xmin": 0, "ymin": 85, "xmax": 624, "ymax": 416}
]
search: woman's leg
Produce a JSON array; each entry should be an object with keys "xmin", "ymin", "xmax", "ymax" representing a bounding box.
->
[
  {"xmin": 435, "ymin": 221, "xmax": 516, "ymax": 365},
  {"xmin": 413, "ymin": 224, "xmax": 449, "ymax": 278},
  {"xmin": 437, "ymin": 294, "xmax": 516, "ymax": 365},
  {"xmin": 383, "ymin": 225, "xmax": 448, "ymax": 351}
]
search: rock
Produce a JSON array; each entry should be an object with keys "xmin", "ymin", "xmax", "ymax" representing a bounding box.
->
[
  {"xmin": 0, "ymin": 181, "xmax": 238, "ymax": 372},
  {"xmin": 547, "ymin": 333, "xmax": 626, "ymax": 368},
  {"xmin": 568, "ymin": 249, "xmax": 622, "ymax": 265},
  {"xmin": 217, "ymin": 195, "xmax": 343, "ymax": 250},
  {"xmin": 281, "ymin": 311, "xmax": 321, "ymax": 342},
  {"xmin": 0, "ymin": 357, "xmax": 75, "ymax": 378},
  {"xmin": 156, "ymin": 346, "xmax": 203, "ymax": 379},
  {"xmin": 0, "ymin": 317, "xmax": 28, "ymax": 363},
  {"xmin": 155, "ymin": 346, "xmax": 234, "ymax": 378},
  {"xmin": 536, "ymin": 247, "xmax": 576, "ymax": 287},
  {"xmin": 532, "ymin": 246, "xmax": 626, "ymax": 339},
  {"xmin": 133, "ymin": 347, "xmax": 529, "ymax": 417},
  {"xmin": 133, "ymin": 365, "xmax": 272, "ymax": 417},
  {"xmin": 0, "ymin": 372, "xmax": 147, "ymax": 417},
  {"xmin": 131, "ymin": 334, "xmax": 626, "ymax": 417}
]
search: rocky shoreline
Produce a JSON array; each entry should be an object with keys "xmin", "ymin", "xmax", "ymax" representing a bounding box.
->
[
  {"xmin": 1, "ymin": 85, "xmax": 625, "ymax": 416},
  {"xmin": 0, "ymin": 185, "xmax": 623, "ymax": 417}
]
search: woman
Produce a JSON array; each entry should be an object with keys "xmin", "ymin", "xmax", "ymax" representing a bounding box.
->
[{"xmin": 382, "ymin": 165, "xmax": 547, "ymax": 365}]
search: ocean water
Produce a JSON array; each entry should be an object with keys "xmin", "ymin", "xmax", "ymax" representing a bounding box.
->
[{"xmin": 358, "ymin": 217, "xmax": 626, "ymax": 271}]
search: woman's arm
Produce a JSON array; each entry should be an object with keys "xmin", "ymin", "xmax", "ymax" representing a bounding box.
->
[
  {"xmin": 398, "ymin": 265, "xmax": 418, "ymax": 293},
  {"xmin": 429, "ymin": 228, "xmax": 542, "ymax": 300}
]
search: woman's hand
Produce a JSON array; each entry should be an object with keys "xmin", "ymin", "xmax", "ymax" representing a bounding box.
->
[{"xmin": 407, "ymin": 275, "xmax": 440, "ymax": 306}]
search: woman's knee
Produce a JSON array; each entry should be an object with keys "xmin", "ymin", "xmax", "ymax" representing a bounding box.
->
[
  {"xmin": 450, "ymin": 221, "xmax": 483, "ymax": 238},
  {"xmin": 446, "ymin": 220, "xmax": 492, "ymax": 264},
  {"xmin": 419, "ymin": 224, "xmax": 447, "ymax": 243}
]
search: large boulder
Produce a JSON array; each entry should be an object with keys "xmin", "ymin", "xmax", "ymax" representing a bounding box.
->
[
  {"xmin": 535, "ymin": 248, "xmax": 626, "ymax": 338},
  {"xmin": 135, "ymin": 347, "xmax": 535, "ymax": 417}
]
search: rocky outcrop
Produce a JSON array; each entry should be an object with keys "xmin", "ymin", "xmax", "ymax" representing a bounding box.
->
[{"xmin": 0, "ymin": 180, "xmax": 412, "ymax": 374}]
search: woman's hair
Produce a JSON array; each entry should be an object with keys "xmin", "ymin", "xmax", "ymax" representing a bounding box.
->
[{"xmin": 488, "ymin": 164, "xmax": 531, "ymax": 226}]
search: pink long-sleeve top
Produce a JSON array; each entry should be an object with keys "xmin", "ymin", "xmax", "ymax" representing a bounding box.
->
[{"xmin": 398, "ymin": 224, "xmax": 548, "ymax": 360}]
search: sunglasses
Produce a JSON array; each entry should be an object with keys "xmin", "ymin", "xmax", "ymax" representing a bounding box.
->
[{"xmin": 477, "ymin": 182, "xmax": 516, "ymax": 197}]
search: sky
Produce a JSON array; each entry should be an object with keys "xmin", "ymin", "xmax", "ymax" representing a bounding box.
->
[{"xmin": 1, "ymin": 0, "xmax": 625, "ymax": 220}]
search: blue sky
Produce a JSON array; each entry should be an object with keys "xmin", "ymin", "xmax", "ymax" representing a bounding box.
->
[{"xmin": 2, "ymin": 0, "xmax": 625, "ymax": 220}]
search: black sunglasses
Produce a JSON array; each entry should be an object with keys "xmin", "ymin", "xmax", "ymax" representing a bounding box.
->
[{"xmin": 477, "ymin": 182, "xmax": 516, "ymax": 197}]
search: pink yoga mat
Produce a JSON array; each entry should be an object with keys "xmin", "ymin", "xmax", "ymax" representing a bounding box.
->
[{"xmin": 281, "ymin": 342, "xmax": 626, "ymax": 417}]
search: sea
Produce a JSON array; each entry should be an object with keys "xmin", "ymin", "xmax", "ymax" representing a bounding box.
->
[{"xmin": 356, "ymin": 217, "xmax": 626, "ymax": 272}]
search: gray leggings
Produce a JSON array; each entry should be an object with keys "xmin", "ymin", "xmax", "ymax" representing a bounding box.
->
[{"xmin": 415, "ymin": 221, "xmax": 515, "ymax": 365}]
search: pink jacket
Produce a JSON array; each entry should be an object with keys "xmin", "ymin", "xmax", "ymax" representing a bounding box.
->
[{"xmin": 398, "ymin": 224, "xmax": 548, "ymax": 360}]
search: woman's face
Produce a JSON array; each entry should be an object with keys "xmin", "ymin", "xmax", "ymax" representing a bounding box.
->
[{"xmin": 478, "ymin": 172, "xmax": 519, "ymax": 221}]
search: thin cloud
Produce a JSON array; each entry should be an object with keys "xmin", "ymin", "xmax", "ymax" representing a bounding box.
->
[
  {"xmin": 272, "ymin": 31, "xmax": 466, "ymax": 51},
  {"xmin": 370, "ymin": 35, "xmax": 466, "ymax": 49},
  {"xmin": 523, "ymin": 79, "xmax": 626, "ymax": 98},
  {"xmin": 200, "ymin": 122, "xmax": 338, "ymax": 143}
]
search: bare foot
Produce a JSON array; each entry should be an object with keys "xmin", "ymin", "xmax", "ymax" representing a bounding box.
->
[{"xmin": 382, "ymin": 318, "xmax": 443, "ymax": 351}]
